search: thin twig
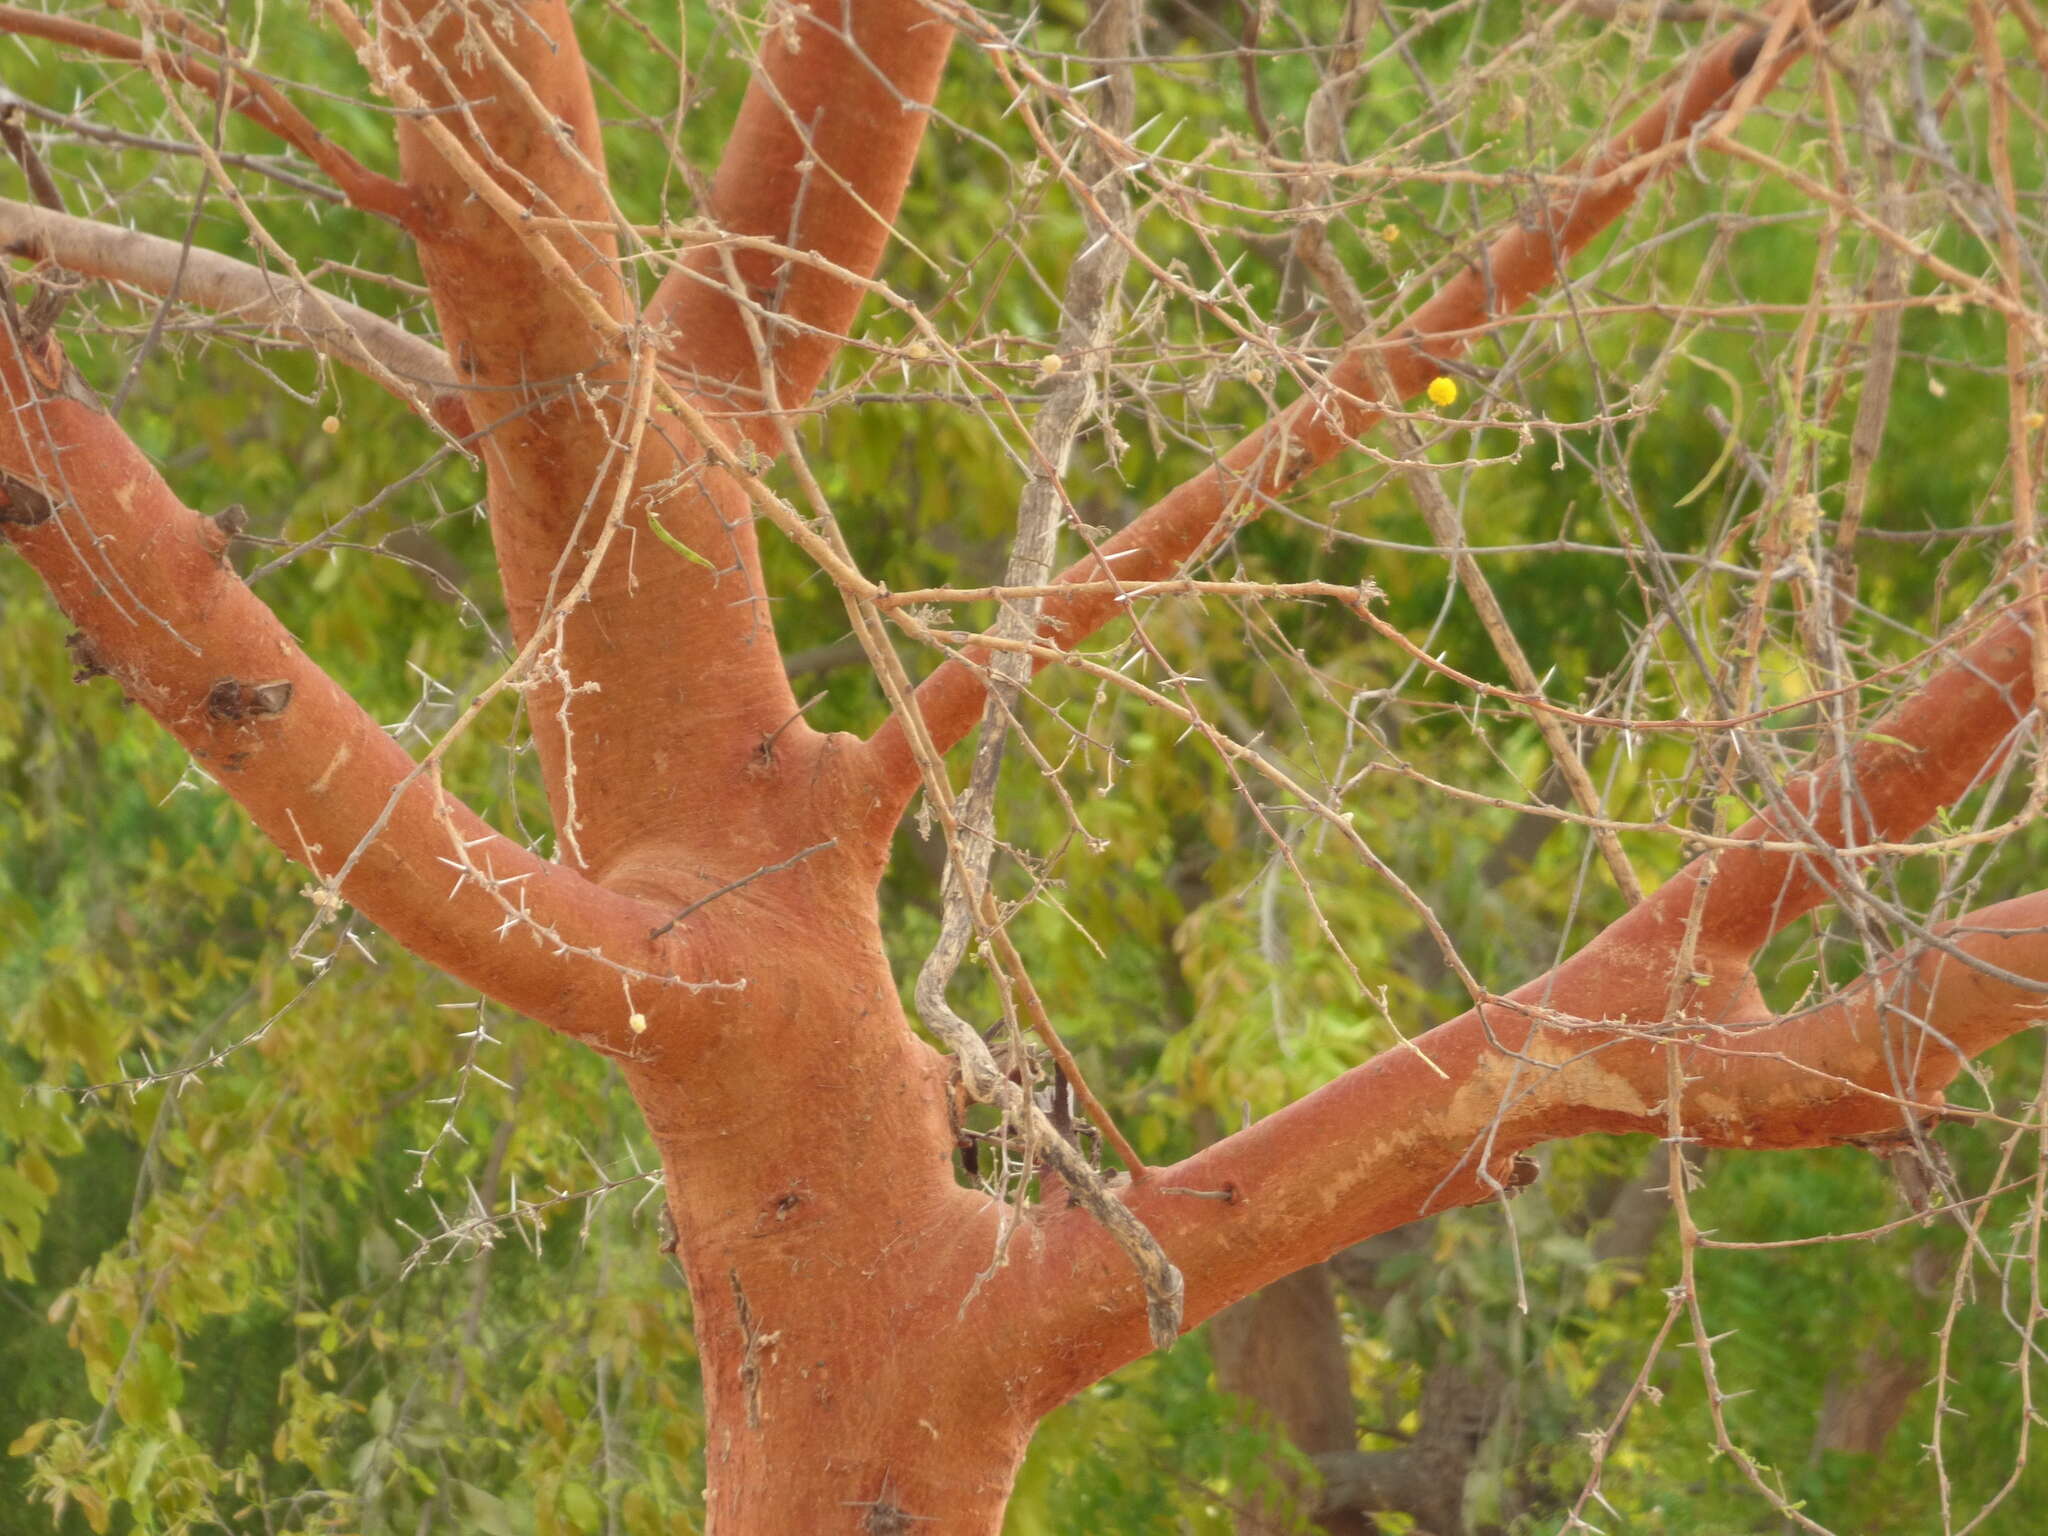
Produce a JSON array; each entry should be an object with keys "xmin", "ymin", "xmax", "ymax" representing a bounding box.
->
[{"xmin": 648, "ymin": 839, "xmax": 840, "ymax": 941}]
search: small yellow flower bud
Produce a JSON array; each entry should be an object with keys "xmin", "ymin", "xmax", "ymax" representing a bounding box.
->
[
  {"xmin": 321, "ymin": 415, "xmax": 341, "ymax": 435},
  {"xmin": 1426, "ymin": 376, "xmax": 1458, "ymax": 409},
  {"xmin": 628, "ymin": 1012, "xmax": 648, "ymax": 1035},
  {"xmin": 1038, "ymin": 353, "xmax": 1063, "ymax": 378},
  {"xmin": 1381, "ymin": 223, "xmax": 1401, "ymax": 244}
]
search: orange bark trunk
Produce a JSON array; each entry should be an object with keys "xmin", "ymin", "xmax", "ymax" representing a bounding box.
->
[{"xmin": 15, "ymin": 5, "xmax": 2048, "ymax": 1533}]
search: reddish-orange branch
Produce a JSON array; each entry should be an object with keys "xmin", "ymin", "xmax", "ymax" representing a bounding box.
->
[
  {"xmin": 868, "ymin": 0, "xmax": 1857, "ymax": 799},
  {"xmin": 1010, "ymin": 880, "xmax": 2048, "ymax": 1410},
  {"xmin": 369, "ymin": 1, "xmax": 819, "ymax": 874},
  {"xmin": 0, "ymin": 328, "xmax": 697, "ymax": 1052},
  {"xmin": 1001, "ymin": 598, "xmax": 2042, "ymax": 1400},
  {"xmin": 1585, "ymin": 614, "xmax": 2036, "ymax": 972},
  {"xmin": 379, "ymin": 0, "xmax": 626, "ymax": 402},
  {"xmin": 642, "ymin": 0, "xmax": 956, "ymax": 444},
  {"xmin": 373, "ymin": 0, "xmax": 631, "ymax": 575},
  {"xmin": 359, "ymin": 1, "xmax": 959, "ymax": 878},
  {"xmin": 0, "ymin": 3, "xmax": 413, "ymax": 223}
]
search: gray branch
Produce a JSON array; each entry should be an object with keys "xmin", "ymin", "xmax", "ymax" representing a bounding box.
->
[
  {"xmin": 913, "ymin": 0, "xmax": 1184, "ymax": 1349},
  {"xmin": 0, "ymin": 198, "xmax": 461, "ymax": 422}
]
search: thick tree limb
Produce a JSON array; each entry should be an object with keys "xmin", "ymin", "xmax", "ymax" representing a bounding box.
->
[
  {"xmin": 349, "ymin": 0, "xmax": 827, "ymax": 877},
  {"xmin": 0, "ymin": 197, "xmax": 467, "ymax": 436},
  {"xmin": 1310, "ymin": 1450, "xmax": 1442, "ymax": 1527},
  {"xmin": 334, "ymin": 0, "xmax": 895, "ymax": 891},
  {"xmin": 1003, "ymin": 608, "xmax": 2042, "ymax": 1400},
  {"xmin": 867, "ymin": 0, "xmax": 1865, "ymax": 802},
  {"xmin": 642, "ymin": 0, "xmax": 956, "ymax": 447},
  {"xmin": 1311, "ymin": 1404, "xmax": 1493, "ymax": 1534},
  {"xmin": 1308, "ymin": 1361, "xmax": 1497, "ymax": 1530},
  {"xmin": 0, "ymin": 3, "xmax": 412, "ymax": 222},
  {"xmin": 1021, "ymin": 886, "xmax": 2048, "ymax": 1402},
  {"xmin": 1583, "ymin": 614, "xmax": 2037, "ymax": 972},
  {"xmin": 0, "ymin": 323, "xmax": 705, "ymax": 1053},
  {"xmin": 375, "ymin": 0, "xmax": 625, "ymax": 395}
]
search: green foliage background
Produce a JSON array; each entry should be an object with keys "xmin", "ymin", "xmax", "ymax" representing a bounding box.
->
[{"xmin": 4, "ymin": 1, "xmax": 2045, "ymax": 1531}]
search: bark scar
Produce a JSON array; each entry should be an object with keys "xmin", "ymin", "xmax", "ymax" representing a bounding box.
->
[
  {"xmin": 64, "ymin": 631, "xmax": 110, "ymax": 684},
  {"xmin": 729, "ymin": 1269, "xmax": 780, "ymax": 1431},
  {"xmin": 851, "ymin": 1476, "xmax": 928, "ymax": 1534},
  {"xmin": 0, "ymin": 472, "xmax": 54, "ymax": 526},
  {"xmin": 310, "ymin": 743, "xmax": 352, "ymax": 795},
  {"xmin": 206, "ymin": 678, "xmax": 294, "ymax": 721}
]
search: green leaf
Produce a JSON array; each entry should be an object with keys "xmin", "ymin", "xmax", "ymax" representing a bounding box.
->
[
  {"xmin": 647, "ymin": 512, "xmax": 712, "ymax": 569},
  {"xmin": 125, "ymin": 1437, "xmax": 165, "ymax": 1503},
  {"xmin": 462, "ymin": 1481, "xmax": 518, "ymax": 1536},
  {"xmin": 559, "ymin": 1480, "xmax": 603, "ymax": 1529},
  {"xmin": 8, "ymin": 1419, "xmax": 51, "ymax": 1458}
]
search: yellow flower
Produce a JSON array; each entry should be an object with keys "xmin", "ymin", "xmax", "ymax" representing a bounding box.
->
[
  {"xmin": 1426, "ymin": 376, "xmax": 1458, "ymax": 409},
  {"xmin": 1381, "ymin": 222, "xmax": 1401, "ymax": 244}
]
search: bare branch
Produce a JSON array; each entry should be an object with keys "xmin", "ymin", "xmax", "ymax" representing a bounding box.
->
[
  {"xmin": 869, "ymin": 0, "xmax": 1869, "ymax": 802},
  {"xmin": 0, "ymin": 197, "xmax": 467, "ymax": 434},
  {"xmin": 1001, "ymin": 608, "xmax": 2043, "ymax": 1395},
  {"xmin": 0, "ymin": 2, "xmax": 413, "ymax": 221},
  {"xmin": 642, "ymin": 0, "xmax": 956, "ymax": 448}
]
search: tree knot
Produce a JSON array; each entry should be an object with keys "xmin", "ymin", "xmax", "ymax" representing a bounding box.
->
[
  {"xmin": 206, "ymin": 678, "xmax": 295, "ymax": 722},
  {"xmin": 0, "ymin": 473, "xmax": 54, "ymax": 527},
  {"xmin": 64, "ymin": 631, "xmax": 110, "ymax": 685}
]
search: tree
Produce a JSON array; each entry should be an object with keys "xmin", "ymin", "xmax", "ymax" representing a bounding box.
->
[{"xmin": 3, "ymin": 0, "xmax": 2046, "ymax": 1530}]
